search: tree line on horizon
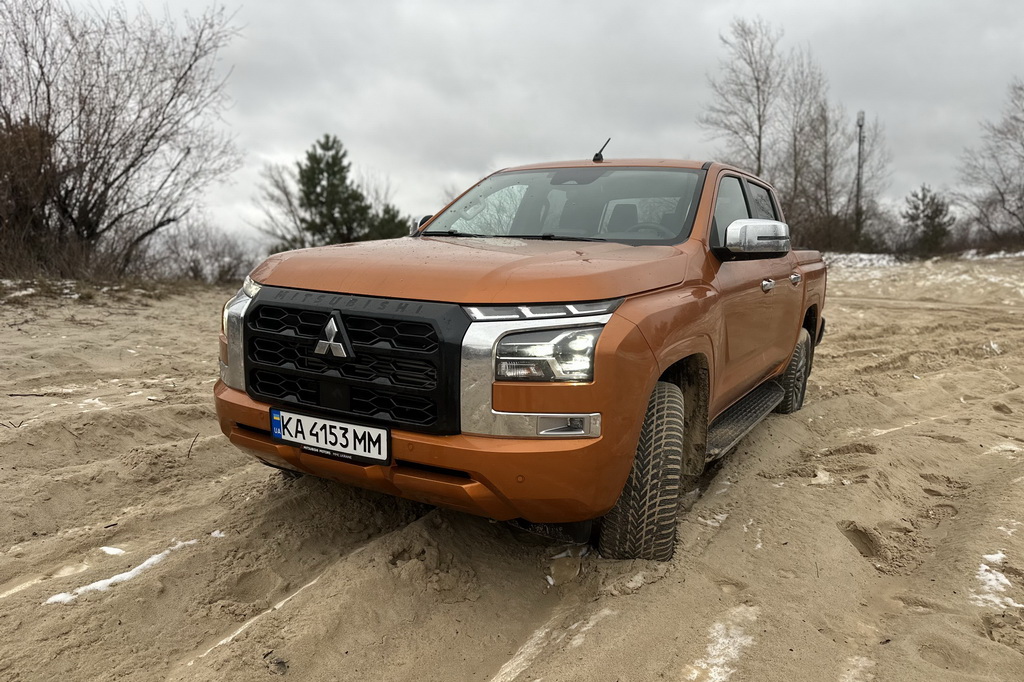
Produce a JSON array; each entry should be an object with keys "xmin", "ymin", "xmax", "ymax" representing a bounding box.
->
[
  {"xmin": 700, "ymin": 17, "xmax": 1024, "ymax": 258},
  {"xmin": 1, "ymin": 2, "xmax": 1022, "ymax": 284}
]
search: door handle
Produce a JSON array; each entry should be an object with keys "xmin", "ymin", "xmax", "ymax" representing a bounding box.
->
[
  {"xmin": 761, "ymin": 279, "xmax": 775, "ymax": 292},
  {"xmin": 790, "ymin": 272, "xmax": 802, "ymax": 285}
]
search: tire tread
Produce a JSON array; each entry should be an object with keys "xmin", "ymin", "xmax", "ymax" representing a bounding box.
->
[
  {"xmin": 598, "ymin": 382, "xmax": 685, "ymax": 561},
  {"xmin": 776, "ymin": 328, "xmax": 811, "ymax": 414}
]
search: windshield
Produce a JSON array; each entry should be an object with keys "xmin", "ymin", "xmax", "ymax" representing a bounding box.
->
[{"xmin": 421, "ymin": 167, "xmax": 706, "ymax": 245}]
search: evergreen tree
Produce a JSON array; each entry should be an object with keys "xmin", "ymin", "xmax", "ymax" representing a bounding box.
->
[
  {"xmin": 296, "ymin": 135, "xmax": 372, "ymax": 245},
  {"xmin": 901, "ymin": 184, "xmax": 955, "ymax": 256},
  {"xmin": 257, "ymin": 134, "xmax": 411, "ymax": 251}
]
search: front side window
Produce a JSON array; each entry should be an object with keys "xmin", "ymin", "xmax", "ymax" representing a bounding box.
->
[
  {"xmin": 422, "ymin": 167, "xmax": 705, "ymax": 245},
  {"xmin": 711, "ymin": 176, "xmax": 749, "ymax": 248}
]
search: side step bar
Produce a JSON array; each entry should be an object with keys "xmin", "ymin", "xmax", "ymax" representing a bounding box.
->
[{"xmin": 706, "ymin": 382, "xmax": 784, "ymax": 460}]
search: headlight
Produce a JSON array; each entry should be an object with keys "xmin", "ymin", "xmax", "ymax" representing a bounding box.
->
[
  {"xmin": 221, "ymin": 276, "xmax": 262, "ymax": 335},
  {"xmin": 220, "ymin": 276, "xmax": 261, "ymax": 390},
  {"xmin": 495, "ymin": 326, "xmax": 602, "ymax": 382},
  {"xmin": 242, "ymin": 275, "xmax": 262, "ymax": 298}
]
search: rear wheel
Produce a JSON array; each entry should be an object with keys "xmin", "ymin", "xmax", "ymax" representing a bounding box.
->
[
  {"xmin": 598, "ymin": 381, "xmax": 685, "ymax": 561},
  {"xmin": 776, "ymin": 328, "xmax": 811, "ymax": 414}
]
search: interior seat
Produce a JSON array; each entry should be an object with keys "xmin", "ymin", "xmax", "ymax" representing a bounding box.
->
[{"xmin": 607, "ymin": 203, "xmax": 638, "ymax": 231}]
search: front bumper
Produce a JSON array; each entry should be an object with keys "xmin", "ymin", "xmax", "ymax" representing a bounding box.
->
[
  {"xmin": 217, "ymin": 381, "xmax": 637, "ymax": 522},
  {"xmin": 214, "ymin": 309, "xmax": 659, "ymax": 523},
  {"xmin": 217, "ymin": 376, "xmax": 638, "ymax": 520}
]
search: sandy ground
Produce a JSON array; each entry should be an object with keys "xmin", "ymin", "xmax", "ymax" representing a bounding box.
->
[{"xmin": 1, "ymin": 258, "xmax": 1023, "ymax": 682}]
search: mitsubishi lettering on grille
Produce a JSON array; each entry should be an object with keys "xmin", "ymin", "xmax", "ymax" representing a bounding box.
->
[{"xmin": 314, "ymin": 317, "xmax": 351, "ymax": 357}]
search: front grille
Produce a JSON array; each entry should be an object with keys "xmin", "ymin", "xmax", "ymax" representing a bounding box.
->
[{"xmin": 244, "ymin": 288, "xmax": 469, "ymax": 434}]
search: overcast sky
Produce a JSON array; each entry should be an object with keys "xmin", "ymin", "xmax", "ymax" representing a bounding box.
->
[{"xmin": 127, "ymin": 0, "xmax": 1024, "ymax": 235}]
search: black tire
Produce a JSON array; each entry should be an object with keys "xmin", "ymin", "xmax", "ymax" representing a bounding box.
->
[
  {"xmin": 598, "ymin": 381, "xmax": 685, "ymax": 561},
  {"xmin": 775, "ymin": 328, "xmax": 811, "ymax": 414}
]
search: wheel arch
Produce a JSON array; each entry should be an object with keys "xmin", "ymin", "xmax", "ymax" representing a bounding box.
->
[
  {"xmin": 802, "ymin": 304, "xmax": 819, "ymax": 337},
  {"xmin": 658, "ymin": 353, "xmax": 710, "ymax": 476},
  {"xmin": 802, "ymin": 303, "xmax": 819, "ymax": 371}
]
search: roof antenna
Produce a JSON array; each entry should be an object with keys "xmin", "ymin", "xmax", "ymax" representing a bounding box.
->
[{"xmin": 592, "ymin": 138, "xmax": 611, "ymax": 163}]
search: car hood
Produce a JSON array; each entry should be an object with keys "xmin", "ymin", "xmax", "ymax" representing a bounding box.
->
[{"xmin": 249, "ymin": 236, "xmax": 692, "ymax": 304}]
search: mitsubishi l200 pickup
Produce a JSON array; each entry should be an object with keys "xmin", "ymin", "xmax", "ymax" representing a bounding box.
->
[{"xmin": 215, "ymin": 159, "xmax": 826, "ymax": 560}]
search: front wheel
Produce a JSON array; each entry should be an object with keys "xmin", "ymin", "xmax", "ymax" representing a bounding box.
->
[{"xmin": 598, "ymin": 381, "xmax": 685, "ymax": 561}]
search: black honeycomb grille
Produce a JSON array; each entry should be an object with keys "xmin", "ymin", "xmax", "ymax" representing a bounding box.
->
[
  {"xmin": 251, "ymin": 369, "xmax": 319, "ymax": 405},
  {"xmin": 251, "ymin": 306, "xmax": 328, "ymax": 337},
  {"xmin": 250, "ymin": 336, "xmax": 437, "ymax": 389},
  {"xmin": 244, "ymin": 291, "xmax": 468, "ymax": 434},
  {"xmin": 345, "ymin": 317, "xmax": 439, "ymax": 353}
]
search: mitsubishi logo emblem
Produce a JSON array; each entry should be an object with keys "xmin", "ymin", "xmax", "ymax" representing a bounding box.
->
[{"xmin": 314, "ymin": 317, "xmax": 351, "ymax": 357}]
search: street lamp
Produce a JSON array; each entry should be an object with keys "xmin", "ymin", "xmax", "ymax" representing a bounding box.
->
[{"xmin": 855, "ymin": 111, "xmax": 865, "ymax": 246}]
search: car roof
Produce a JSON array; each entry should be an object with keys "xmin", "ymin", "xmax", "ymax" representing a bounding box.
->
[{"xmin": 499, "ymin": 158, "xmax": 708, "ymax": 172}]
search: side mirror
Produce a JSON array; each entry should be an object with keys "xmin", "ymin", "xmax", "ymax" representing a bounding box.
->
[
  {"xmin": 724, "ymin": 219, "xmax": 790, "ymax": 256},
  {"xmin": 417, "ymin": 214, "xmax": 433, "ymax": 228}
]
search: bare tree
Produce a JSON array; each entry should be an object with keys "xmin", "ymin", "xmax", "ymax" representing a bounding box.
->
[
  {"xmin": 700, "ymin": 18, "xmax": 892, "ymax": 252},
  {"xmin": 773, "ymin": 47, "xmax": 826, "ymax": 241},
  {"xmin": 699, "ymin": 17, "xmax": 787, "ymax": 176},
  {"xmin": 254, "ymin": 163, "xmax": 311, "ymax": 250},
  {"xmin": 0, "ymin": 0, "xmax": 238, "ymax": 277},
  {"xmin": 440, "ymin": 183, "xmax": 463, "ymax": 205},
  {"xmin": 960, "ymin": 77, "xmax": 1024, "ymax": 246}
]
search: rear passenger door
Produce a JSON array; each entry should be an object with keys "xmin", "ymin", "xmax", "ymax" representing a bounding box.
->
[{"xmin": 744, "ymin": 180, "xmax": 804, "ymax": 370}]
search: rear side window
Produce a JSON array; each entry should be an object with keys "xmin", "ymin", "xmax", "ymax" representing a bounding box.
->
[
  {"xmin": 746, "ymin": 182, "xmax": 777, "ymax": 220},
  {"xmin": 711, "ymin": 176, "xmax": 749, "ymax": 247}
]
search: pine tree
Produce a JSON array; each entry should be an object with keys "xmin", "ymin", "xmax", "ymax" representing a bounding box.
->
[
  {"xmin": 257, "ymin": 134, "xmax": 411, "ymax": 251},
  {"xmin": 296, "ymin": 135, "xmax": 372, "ymax": 245},
  {"xmin": 901, "ymin": 184, "xmax": 955, "ymax": 256}
]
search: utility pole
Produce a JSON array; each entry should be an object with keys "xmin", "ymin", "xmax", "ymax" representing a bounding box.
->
[{"xmin": 855, "ymin": 111, "xmax": 865, "ymax": 247}]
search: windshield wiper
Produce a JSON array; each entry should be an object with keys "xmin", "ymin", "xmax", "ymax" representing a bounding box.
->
[
  {"xmin": 518, "ymin": 233, "xmax": 607, "ymax": 242},
  {"xmin": 421, "ymin": 229, "xmax": 491, "ymax": 237}
]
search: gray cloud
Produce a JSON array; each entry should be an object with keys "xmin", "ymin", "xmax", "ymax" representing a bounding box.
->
[{"xmin": 72, "ymin": 0, "xmax": 1024, "ymax": 234}]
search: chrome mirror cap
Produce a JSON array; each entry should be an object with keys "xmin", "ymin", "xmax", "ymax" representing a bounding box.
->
[{"xmin": 724, "ymin": 219, "xmax": 791, "ymax": 255}]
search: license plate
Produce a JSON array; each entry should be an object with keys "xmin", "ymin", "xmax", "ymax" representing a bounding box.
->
[{"xmin": 270, "ymin": 408, "xmax": 390, "ymax": 464}]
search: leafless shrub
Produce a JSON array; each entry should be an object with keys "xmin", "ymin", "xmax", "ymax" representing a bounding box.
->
[
  {"xmin": 146, "ymin": 218, "xmax": 262, "ymax": 284},
  {"xmin": 0, "ymin": 0, "xmax": 238, "ymax": 279}
]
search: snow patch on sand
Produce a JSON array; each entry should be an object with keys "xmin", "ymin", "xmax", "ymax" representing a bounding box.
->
[
  {"xmin": 823, "ymin": 253, "xmax": 901, "ymax": 268},
  {"xmin": 985, "ymin": 442, "xmax": 1021, "ymax": 458},
  {"xmin": 490, "ymin": 622, "xmax": 556, "ymax": 682},
  {"xmin": 45, "ymin": 539, "xmax": 196, "ymax": 604},
  {"xmin": 808, "ymin": 470, "xmax": 833, "ymax": 486},
  {"xmin": 99, "ymin": 547, "xmax": 125, "ymax": 556},
  {"xmin": 742, "ymin": 520, "xmax": 764, "ymax": 549},
  {"xmin": 489, "ymin": 605, "xmax": 617, "ymax": 681},
  {"xmin": 684, "ymin": 605, "xmax": 760, "ymax": 681},
  {"xmin": 970, "ymin": 552, "xmax": 1024, "ymax": 609},
  {"xmin": 188, "ymin": 573, "xmax": 323, "ymax": 666},
  {"xmin": 568, "ymin": 608, "xmax": 615, "ymax": 649},
  {"xmin": 698, "ymin": 513, "xmax": 729, "ymax": 528},
  {"xmin": 840, "ymin": 656, "xmax": 876, "ymax": 682},
  {"xmin": 77, "ymin": 397, "xmax": 108, "ymax": 411},
  {"xmin": 997, "ymin": 521, "xmax": 1022, "ymax": 537}
]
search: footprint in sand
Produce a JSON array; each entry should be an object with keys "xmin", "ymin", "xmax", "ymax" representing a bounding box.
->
[{"xmin": 838, "ymin": 521, "xmax": 888, "ymax": 560}]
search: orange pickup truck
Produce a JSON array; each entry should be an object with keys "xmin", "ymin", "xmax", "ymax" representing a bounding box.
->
[{"xmin": 215, "ymin": 159, "xmax": 826, "ymax": 560}]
